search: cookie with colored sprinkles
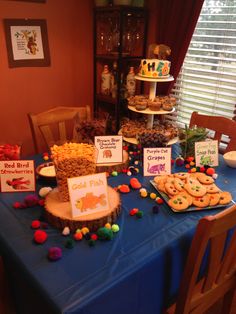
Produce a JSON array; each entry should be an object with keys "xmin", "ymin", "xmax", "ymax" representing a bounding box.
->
[
  {"xmin": 219, "ymin": 191, "xmax": 232, "ymax": 205},
  {"xmin": 168, "ymin": 195, "xmax": 189, "ymax": 211},
  {"xmin": 192, "ymin": 194, "xmax": 210, "ymax": 208},
  {"xmin": 184, "ymin": 183, "xmax": 207, "ymax": 197},
  {"xmin": 208, "ymin": 193, "xmax": 220, "ymax": 206}
]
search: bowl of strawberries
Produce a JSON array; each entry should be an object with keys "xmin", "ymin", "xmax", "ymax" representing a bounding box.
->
[{"xmin": 0, "ymin": 143, "xmax": 21, "ymax": 161}]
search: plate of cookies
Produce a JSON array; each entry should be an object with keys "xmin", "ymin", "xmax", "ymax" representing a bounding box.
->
[{"xmin": 150, "ymin": 172, "xmax": 233, "ymax": 212}]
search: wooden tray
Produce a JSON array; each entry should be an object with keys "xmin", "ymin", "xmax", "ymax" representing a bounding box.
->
[{"xmin": 44, "ymin": 186, "xmax": 121, "ymax": 231}]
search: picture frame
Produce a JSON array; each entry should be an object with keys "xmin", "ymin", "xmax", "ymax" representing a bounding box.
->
[{"xmin": 4, "ymin": 19, "xmax": 50, "ymax": 67}]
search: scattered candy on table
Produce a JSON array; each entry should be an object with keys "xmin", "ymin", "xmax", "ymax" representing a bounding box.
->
[
  {"xmin": 48, "ymin": 247, "xmax": 62, "ymax": 261},
  {"xmin": 140, "ymin": 188, "xmax": 148, "ymax": 198},
  {"xmin": 34, "ymin": 230, "xmax": 48, "ymax": 244},
  {"xmin": 90, "ymin": 233, "xmax": 98, "ymax": 241},
  {"xmin": 212, "ymin": 173, "xmax": 218, "ymax": 180},
  {"xmin": 31, "ymin": 220, "xmax": 41, "ymax": 229},
  {"xmin": 130, "ymin": 178, "xmax": 141, "ymax": 189},
  {"xmin": 206, "ymin": 167, "xmax": 215, "ymax": 176},
  {"xmin": 43, "ymin": 152, "xmax": 49, "ymax": 161},
  {"xmin": 39, "ymin": 187, "xmax": 52, "ymax": 198},
  {"xmin": 200, "ymin": 166, "xmax": 206, "ymax": 173},
  {"xmin": 150, "ymin": 192, "xmax": 157, "ymax": 200},
  {"xmin": 62, "ymin": 226, "xmax": 70, "ymax": 236},
  {"xmin": 175, "ymin": 156, "xmax": 185, "ymax": 166},
  {"xmin": 118, "ymin": 184, "xmax": 130, "ymax": 193},
  {"xmin": 24, "ymin": 194, "xmax": 40, "ymax": 207},
  {"xmin": 97, "ymin": 227, "xmax": 113, "ymax": 240},
  {"xmin": 81, "ymin": 227, "xmax": 90, "ymax": 235},
  {"xmin": 136, "ymin": 211, "xmax": 144, "ymax": 218},
  {"xmin": 156, "ymin": 197, "xmax": 164, "ymax": 204},
  {"xmin": 13, "ymin": 201, "xmax": 22, "ymax": 209},
  {"xmin": 129, "ymin": 208, "xmax": 139, "ymax": 216},
  {"xmin": 111, "ymin": 224, "xmax": 119, "ymax": 233},
  {"xmin": 38, "ymin": 199, "xmax": 45, "ymax": 206},
  {"xmin": 104, "ymin": 223, "xmax": 111, "ymax": 229},
  {"xmin": 73, "ymin": 232, "xmax": 83, "ymax": 241}
]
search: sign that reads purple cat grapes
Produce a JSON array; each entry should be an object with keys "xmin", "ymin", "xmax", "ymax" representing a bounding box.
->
[{"xmin": 143, "ymin": 147, "xmax": 171, "ymax": 176}]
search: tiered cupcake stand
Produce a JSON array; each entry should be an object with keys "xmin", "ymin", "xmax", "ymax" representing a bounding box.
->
[{"xmin": 120, "ymin": 74, "xmax": 177, "ymax": 145}]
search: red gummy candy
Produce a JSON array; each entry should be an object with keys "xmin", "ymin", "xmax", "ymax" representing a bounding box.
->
[
  {"xmin": 130, "ymin": 178, "xmax": 141, "ymax": 189},
  {"xmin": 130, "ymin": 208, "xmax": 139, "ymax": 216},
  {"xmin": 206, "ymin": 168, "xmax": 215, "ymax": 176},
  {"xmin": 119, "ymin": 185, "xmax": 130, "ymax": 193},
  {"xmin": 156, "ymin": 198, "xmax": 164, "ymax": 204}
]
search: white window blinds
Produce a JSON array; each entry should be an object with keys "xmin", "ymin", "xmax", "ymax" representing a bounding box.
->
[{"xmin": 171, "ymin": 0, "xmax": 236, "ymax": 127}]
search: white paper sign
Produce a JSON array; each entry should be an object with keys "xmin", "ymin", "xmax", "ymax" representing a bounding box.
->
[
  {"xmin": 0, "ymin": 160, "xmax": 35, "ymax": 192},
  {"xmin": 95, "ymin": 135, "xmax": 123, "ymax": 164},
  {"xmin": 195, "ymin": 140, "xmax": 218, "ymax": 167},
  {"xmin": 68, "ymin": 172, "xmax": 109, "ymax": 218},
  {"xmin": 143, "ymin": 147, "xmax": 171, "ymax": 176}
]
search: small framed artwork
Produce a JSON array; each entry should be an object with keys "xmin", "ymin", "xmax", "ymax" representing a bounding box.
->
[{"xmin": 4, "ymin": 19, "xmax": 50, "ymax": 67}]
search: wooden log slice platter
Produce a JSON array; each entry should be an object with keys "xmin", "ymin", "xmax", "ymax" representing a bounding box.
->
[
  {"xmin": 44, "ymin": 186, "xmax": 121, "ymax": 232},
  {"xmin": 96, "ymin": 150, "xmax": 129, "ymax": 173}
]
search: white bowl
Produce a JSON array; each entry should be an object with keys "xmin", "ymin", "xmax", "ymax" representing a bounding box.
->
[{"xmin": 223, "ymin": 151, "xmax": 236, "ymax": 168}]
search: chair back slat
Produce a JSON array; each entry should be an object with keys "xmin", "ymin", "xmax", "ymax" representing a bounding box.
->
[
  {"xmin": 39, "ymin": 125, "xmax": 55, "ymax": 146},
  {"xmin": 58, "ymin": 121, "xmax": 67, "ymax": 142},
  {"xmin": 174, "ymin": 204, "xmax": 236, "ymax": 314},
  {"xmin": 189, "ymin": 111, "xmax": 236, "ymax": 153},
  {"xmin": 202, "ymin": 233, "xmax": 226, "ymax": 292},
  {"xmin": 216, "ymin": 229, "xmax": 236, "ymax": 284}
]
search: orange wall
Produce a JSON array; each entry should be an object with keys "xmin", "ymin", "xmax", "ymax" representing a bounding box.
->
[{"xmin": 0, "ymin": 0, "xmax": 94, "ymax": 156}]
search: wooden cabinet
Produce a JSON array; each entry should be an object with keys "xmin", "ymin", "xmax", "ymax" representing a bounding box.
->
[{"xmin": 93, "ymin": 5, "xmax": 148, "ymax": 132}]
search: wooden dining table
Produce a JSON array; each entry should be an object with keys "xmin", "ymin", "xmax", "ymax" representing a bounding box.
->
[{"xmin": 0, "ymin": 147, "xmax": 235, "ymax": 314}]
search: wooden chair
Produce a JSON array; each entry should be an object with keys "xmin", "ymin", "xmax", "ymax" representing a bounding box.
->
[
  {"xmin": 28, "ymin": 106, "xmax": 91, "ymax": 154},
  {"xmin": 189, "ymin": 111, "xmax": 236, "ymax": 153},
  {"xmin": 165, "ymin": 203, "xmax": 236, "ymax": 314}
]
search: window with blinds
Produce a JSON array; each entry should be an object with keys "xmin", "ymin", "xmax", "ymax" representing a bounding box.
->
[{"xmin": 171, "ymin": 0, "xmax": 236, "ymax": 127}]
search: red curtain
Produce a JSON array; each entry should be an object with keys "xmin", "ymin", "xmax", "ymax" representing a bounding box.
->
[{"xmin": 153, "ymin": 0, "xmax": 205, "ymax": 95}]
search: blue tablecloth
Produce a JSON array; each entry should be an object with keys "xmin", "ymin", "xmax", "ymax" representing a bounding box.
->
[{"xmin": 0, "ymin": 148, "xmax": 236, "ymax": 314}]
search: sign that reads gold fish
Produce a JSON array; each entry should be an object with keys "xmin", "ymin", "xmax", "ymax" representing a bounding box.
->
[{"xmin": 67, "ymin": 172, "xmax": 109, "ymax": 218}]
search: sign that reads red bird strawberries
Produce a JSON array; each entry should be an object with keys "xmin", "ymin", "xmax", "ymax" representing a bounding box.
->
[{"xmin": 0, "ymin": 160, "xmax": 35, "ymax": 192}]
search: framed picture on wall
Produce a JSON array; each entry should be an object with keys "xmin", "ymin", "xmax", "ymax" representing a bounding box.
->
[{"xmin": 4, "ymin": 19, "xmax": 50, "ymax": 67}]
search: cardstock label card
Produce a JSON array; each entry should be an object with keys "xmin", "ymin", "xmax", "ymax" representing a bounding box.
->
[
  {"xmin": 95, "ymin": 135, "xmax": 123, "ymax": 164},
  {"xmin": 68, "ymin": 172, "xmax": 109, "ymax": 218},
  {"xmin": 195, "ymin": 140, "xmax": 219, "ymax": 167},
  {"xmin": 143, "ymin": 147, "xmax": 171, "ymax": 176},
  {"xmin": 0, "ymin": 160, "xmax": 35, "ymax": 192}
]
